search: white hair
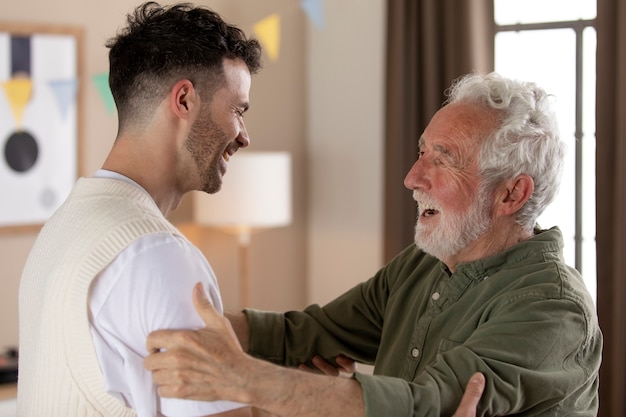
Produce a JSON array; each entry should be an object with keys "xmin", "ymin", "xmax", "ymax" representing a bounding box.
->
[{"xmin": 446, "ymin": 72, "xmax": 566, "ymax": 232}]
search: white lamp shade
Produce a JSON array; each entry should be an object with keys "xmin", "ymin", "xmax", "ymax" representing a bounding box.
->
[{"xmin": 193, "ymin": 151, "xmax": 292, "ymax": 232}]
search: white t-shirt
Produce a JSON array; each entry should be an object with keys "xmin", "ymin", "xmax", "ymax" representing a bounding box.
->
[{"xmin": 88, "ymin": 170, "xmax": 244, "ymax": 417}]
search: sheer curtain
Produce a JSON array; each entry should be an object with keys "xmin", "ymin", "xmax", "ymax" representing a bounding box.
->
[
  {"xmin": 383, "ymin": 0, "xmax": 494, "ymax": 261},
  {"xmin": 596, "ymin": 0, "xmax": 626, "ymax": 416}
]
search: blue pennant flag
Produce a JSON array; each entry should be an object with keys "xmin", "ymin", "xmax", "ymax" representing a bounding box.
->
[
  {"xmin": 300, "ymin": 0, "xmax": 325, "ymax": 29},
  {"xmin": 48, "ymin": 79, "xmax": 78, "ymax": 119}
]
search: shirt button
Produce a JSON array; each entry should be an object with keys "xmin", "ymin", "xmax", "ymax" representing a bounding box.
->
[
  {"xmin": 432, "ymin": 292, "xmax": 440, "ymax": 301},
  {"xmin": 411, "ymin": 348, "xmax": 420, "ymax": 358}
]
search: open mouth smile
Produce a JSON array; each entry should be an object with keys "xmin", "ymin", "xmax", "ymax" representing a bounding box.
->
[
  {"xmin": 223, "ymin": 142, "xmax": 242, "ymax": 163},
  {"xmin": 419, "ymin": 204, "xmax": 439, "ymax": 218}
]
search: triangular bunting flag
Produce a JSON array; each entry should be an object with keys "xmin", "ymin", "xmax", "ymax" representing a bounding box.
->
[
  {"xmin": 48, "ymin": 79, "xmax": 78, "ymax": 120},
  {"xmin": 2, "ymin": 77, "xmax": 33, "ymax": 128},
  {"xmin": 253, "ymin": 13, "xmax": 280, "ymax": 61},
  {"xmin": 92, "ymin": 73, "xmax": 116, "ymax": 114},
  {"xmin": 300, "ymin": 0, "xmax": 325, "ymax": 29}
]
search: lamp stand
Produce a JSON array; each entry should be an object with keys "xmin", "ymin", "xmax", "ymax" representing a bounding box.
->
[{"xmin": 237, "ymin": 229, "xmax": 252, "ymax": 308}]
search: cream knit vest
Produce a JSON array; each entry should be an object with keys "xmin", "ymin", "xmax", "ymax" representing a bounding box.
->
[{"xmin": 18, "ymin": 178, "xmax": 182, "ymax": 416}]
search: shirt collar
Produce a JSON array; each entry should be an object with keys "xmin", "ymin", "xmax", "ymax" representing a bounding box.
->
[{"xmin": 453, "ymin": 227, "xmax": 564, "ymax": 281}]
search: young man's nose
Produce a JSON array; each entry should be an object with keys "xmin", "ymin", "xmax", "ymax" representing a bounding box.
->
[{"xmin": 237, "ymin": 123, "xmax": 250, "ymax": 148}]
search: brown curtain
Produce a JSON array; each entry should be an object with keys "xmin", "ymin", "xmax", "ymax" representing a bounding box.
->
[
  {"xmin": 384, "ymin": 0, "xmax": 494, "ymax": 261},
  {"xmin": 596, "ymin": 0, "xmax": 626, "ymax": 416}
]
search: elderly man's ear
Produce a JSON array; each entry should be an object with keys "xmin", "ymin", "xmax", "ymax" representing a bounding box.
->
[{"xmin": 497, "ymin": 174, "xmax": 534, "ymax": 217}]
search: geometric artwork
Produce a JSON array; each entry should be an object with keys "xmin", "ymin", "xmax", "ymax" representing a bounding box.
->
[{"xmin": 0, "ymin": 24, "xmax": 82, "ymax": 232}]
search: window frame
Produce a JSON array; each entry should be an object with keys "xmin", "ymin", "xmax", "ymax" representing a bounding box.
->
[{"xmin": 494, "ymin": 17, "xmax": 596, "ymax": 273}]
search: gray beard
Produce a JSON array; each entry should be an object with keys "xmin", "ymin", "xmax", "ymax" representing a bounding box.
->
[{"xmin": 414, "ymin": 191, "xmax": 492, "ymax": 261}]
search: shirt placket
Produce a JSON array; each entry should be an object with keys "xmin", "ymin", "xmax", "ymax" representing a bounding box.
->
[{"xmin": 401, "ymin": 271, "xmax": 475, "ymax": 381}]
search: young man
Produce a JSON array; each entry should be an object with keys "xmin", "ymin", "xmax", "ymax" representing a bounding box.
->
[
  {"xmin": 144, "ymin": 73, "xmax": 602, "ymax": 416},
  {"xmin": 18, "ymin": 2, "xmax": 261, "ymax": 416}
]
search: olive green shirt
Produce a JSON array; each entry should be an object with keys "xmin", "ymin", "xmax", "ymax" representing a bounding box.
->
[{"xmin": 246, "ymin": 227, "xmax": 602, "ymax": 416}]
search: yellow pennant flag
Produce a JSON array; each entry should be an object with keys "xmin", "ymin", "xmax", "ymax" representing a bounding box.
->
[
  {"xmin": 2, "ymin": 77, "xmax": 33, "ymax": 128},
  {"xmin": 253, "ymin": 13, "xmax": 280, "ymax": 61}
]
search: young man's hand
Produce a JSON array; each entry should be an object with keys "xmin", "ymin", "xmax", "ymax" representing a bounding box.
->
[
  {"xmin": 298, "ymin": 355, "xmax": 356, "ymax": 377},
  {"xmin": 453, "ymin": 373, "xmax": 485, "ymax": 417}
]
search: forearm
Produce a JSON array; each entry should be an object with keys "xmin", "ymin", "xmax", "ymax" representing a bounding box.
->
[
  {"xmin": 210, "ymin": 406, "xmax": 253, "ymax": 417},
  {"xmin": 240, "ymin": 356, "xmax": 364, "ymax": 417},
  {"xmin": 225, "ymin": 310, "xmax": 364, "ymax": 416},
  {"xmin": 148, "ymin": 296, "xmax": 365, "ymax": 417}
]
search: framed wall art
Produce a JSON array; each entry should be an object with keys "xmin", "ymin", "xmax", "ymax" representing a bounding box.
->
[{"xmin": 0, "ymin": 23, "xmax": 83, "ymax": 233}]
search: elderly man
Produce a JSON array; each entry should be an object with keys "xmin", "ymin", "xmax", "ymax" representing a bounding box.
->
[{"xmin": 144, "ymin": 72, "xmax": 602, "ymax": 417}]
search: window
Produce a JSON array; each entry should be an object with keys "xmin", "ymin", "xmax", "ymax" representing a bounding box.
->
[{"xmin": 494, "ymin": 0, "xmax": 597, "ymax": 303}]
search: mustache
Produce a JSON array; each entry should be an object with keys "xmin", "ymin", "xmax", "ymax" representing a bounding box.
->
[{"xmin": 412, "ymin": 191, "xmax": 441, "ymax": 212}]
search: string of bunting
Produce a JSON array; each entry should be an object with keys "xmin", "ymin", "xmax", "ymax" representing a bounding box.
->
[
  {"xmin": 91, "ymin": 0, "xmax": 325, "ymax": 114},
  {"xmin": 0, "ymin": 1, "xmax": 324, "ymax": 119}
]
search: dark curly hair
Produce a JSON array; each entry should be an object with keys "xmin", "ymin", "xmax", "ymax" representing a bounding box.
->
[{"xmin": 106, "ymin": 2, "xmax": 262, "ymax": 126}]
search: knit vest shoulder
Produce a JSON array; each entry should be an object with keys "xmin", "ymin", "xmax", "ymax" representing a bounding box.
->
[{"xmin": 18, "ymin": 177, "xmax": 182, "ymax": 417}]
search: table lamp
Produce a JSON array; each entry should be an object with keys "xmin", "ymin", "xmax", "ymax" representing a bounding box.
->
[{"xmin": 193, "ymin": 151, "xmax": 292, "ymax": 307}]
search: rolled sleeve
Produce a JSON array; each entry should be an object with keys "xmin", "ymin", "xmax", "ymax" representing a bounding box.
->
[
  {"xmin": 245, "ymin": 309, "xmax": 287, "ymax": 364},
  {"xmin": 354, "ymin": 373, "xmax": 414, "ymax": 417}
]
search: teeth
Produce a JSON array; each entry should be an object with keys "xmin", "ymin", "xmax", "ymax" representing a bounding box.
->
[
  {"xmin": 419, "ymin": 205, "xmax": 438, "ymax": 217},
  {"xmin": 414, "ymin": 192, "xmax": 439, "ymax": 218},
  {"xmin": 223, "ymin": 151, "xmax": 230, "ymax": 162}
]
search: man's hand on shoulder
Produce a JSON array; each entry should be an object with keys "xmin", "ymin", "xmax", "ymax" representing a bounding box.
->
[{"xmin": 453, "ymin": 373, "xmax": 485, "ymax": 417}]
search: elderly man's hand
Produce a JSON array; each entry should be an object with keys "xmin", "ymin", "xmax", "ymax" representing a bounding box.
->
[{"xmin": 144, "ymin": 283, "xmax": 250, "ymax": 402}]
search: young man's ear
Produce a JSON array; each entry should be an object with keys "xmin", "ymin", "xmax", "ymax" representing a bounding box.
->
[
  {"xmin": 170, "ymin": 79, "xmax": 198, "ymax": 119},
  {"xmin": 497, "ymin": 174, "xmax": 534, "ymax": 216}
]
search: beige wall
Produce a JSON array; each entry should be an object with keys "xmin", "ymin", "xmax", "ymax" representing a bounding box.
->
[
  {"xmin": 0, "ymin": 0, "xmax": 385, "ymax": 351},
  {"xmin": 306, "ymin": 1, "xmax": 386, "ymax": 304}
]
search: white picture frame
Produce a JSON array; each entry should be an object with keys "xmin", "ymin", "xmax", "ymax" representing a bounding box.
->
[{"xmin": 0, "ymin": 23, "xmax": 83, "ymax": 234}]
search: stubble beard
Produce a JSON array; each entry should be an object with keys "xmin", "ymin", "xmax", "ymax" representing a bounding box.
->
[{"xmin": 186, "ymin": 106, "xmax": 229, "ymax": 195}]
